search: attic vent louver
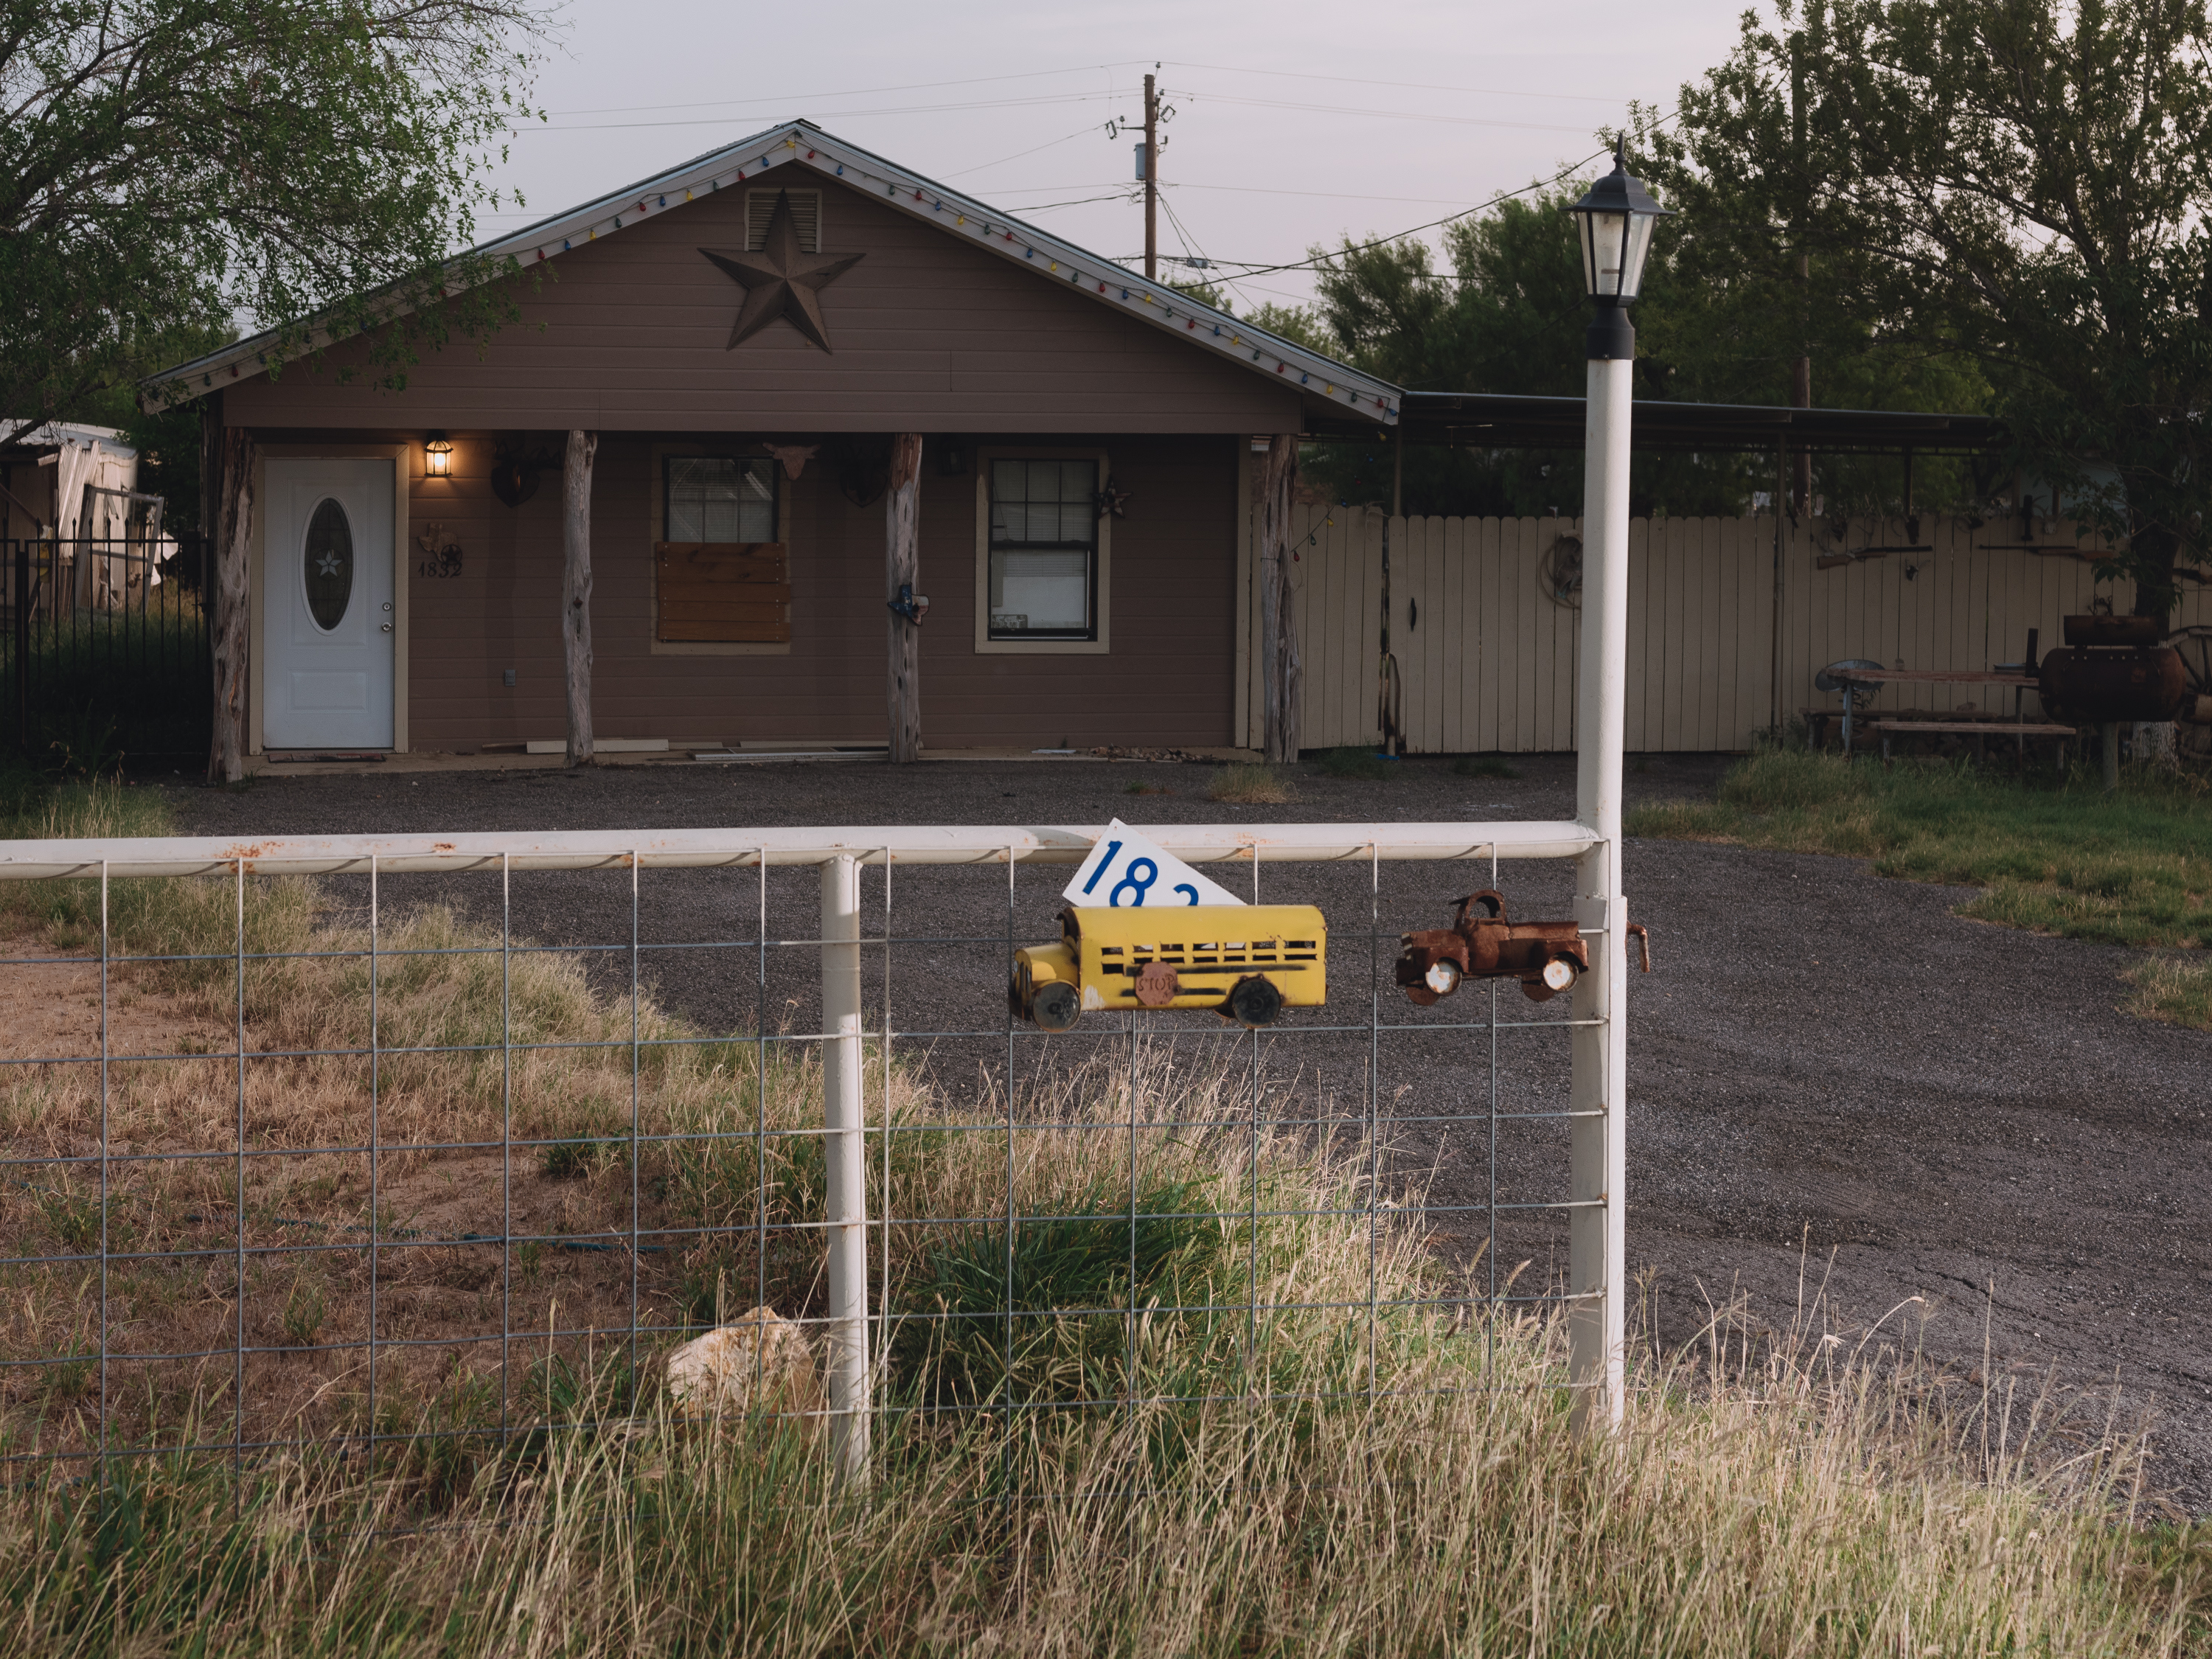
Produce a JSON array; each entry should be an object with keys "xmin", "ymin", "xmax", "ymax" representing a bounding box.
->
[{"xmin": 746, "ymin": 189, "xmax": 821, "ymax": 253}]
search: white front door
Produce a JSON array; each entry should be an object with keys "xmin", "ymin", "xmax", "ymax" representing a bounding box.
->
[{"xmin": 262, "ymin": 459, "xmax": 395, "ymax": 749}]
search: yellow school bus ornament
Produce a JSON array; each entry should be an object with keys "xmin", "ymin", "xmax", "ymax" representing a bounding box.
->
[{"xmin": 1011, "ymin": 904, "xmax": 1327, "ymax": 1032}]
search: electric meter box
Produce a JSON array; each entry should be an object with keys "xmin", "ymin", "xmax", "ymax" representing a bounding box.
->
[{"xmin": 1011, "ymin": 904, "xmax": 1327, "ymax": 1032}]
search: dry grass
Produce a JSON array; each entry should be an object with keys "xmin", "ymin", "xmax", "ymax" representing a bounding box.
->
[
  {"xmin": 3, "ymin": 782, "xmax": 2210, "ymax": 1653},
  {"xmin": 2124, "ymin": 953, "xmax": 2212, "ymax": 1030},
  {"xmin": 1207, "ymin": 762, "xmax": 1293, "ymax": 805},
  {"xmin": 1630, "ymin": 749, "xmax": 2212, "ymax": 1027},
  {"xmin": 0, "ymin": 1298, "xmax": 2203, "ymax": 1655}
]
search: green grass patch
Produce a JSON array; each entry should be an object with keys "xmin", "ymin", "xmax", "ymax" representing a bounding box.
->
[
  {"xmin": 1453, "ymin": 754, "xmax": 1522, "ymax": 779},
  {"xmin": 886, "ymin": 1176, "xmax": 1234, "ymax": 1410},
  {"xmin": 1629, "ymin": 749, "xmax": 2212, "ymax": 952},
  {"xmin": 1631, "ymin": 749, "xmax": 2212, "ymax": 1028},
  {"xmin": 1310, "ymin": 745, "xmax": 1395, "ymax": 781}
]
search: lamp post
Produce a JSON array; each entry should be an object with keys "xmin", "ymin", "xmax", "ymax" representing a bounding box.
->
[{"xmin": 1563, "ymin": 139, "xmax": 1669, "ymax": 1433}]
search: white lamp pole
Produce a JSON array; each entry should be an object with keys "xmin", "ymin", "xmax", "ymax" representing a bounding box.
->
[{"xmin": 1565, "ymin": 140, "xmax": 1669, "ymax": 1432}]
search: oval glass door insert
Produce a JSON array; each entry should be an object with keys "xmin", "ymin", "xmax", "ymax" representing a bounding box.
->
[{"xmin": 302, "ymin": 498, "xmax": 354, "ymax": 630}]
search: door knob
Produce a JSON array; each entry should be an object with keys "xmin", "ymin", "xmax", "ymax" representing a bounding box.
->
[{"xmin": 381, "ymin": 622, "xmax": 394, "ymax": 633}]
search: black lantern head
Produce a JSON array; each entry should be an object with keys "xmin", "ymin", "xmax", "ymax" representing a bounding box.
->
[
  {"xmin": 1565, "ymin": 138, "xmax": 1672, "ymax": 358},
  {"xmin": 1567, "ymin": 137, "xmax": 1671, "ymax": 305}
]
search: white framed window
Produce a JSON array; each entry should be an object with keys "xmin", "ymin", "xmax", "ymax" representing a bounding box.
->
[
  {"xmin": 975, "ymin": 451, "xmax": 1110, "ymax": 655},
  {"xmin": 650, "ymin": 448, "xmax": 790, "ymax": 655},
  {"xmin": 667, "ymin": 455, "xmax": 778, "ymax": 543}
]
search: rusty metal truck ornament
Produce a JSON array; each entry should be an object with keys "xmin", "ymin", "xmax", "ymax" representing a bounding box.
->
[{"xmin": 1394, "ymin": 889, "xmax": 1651, "ymax": 1006}]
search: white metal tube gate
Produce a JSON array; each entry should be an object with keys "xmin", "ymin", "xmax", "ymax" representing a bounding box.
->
[
  {"xmin": 819, "ymin": 854, "xmax": 870, "ymax": 1482},
  {"xmin": 3, "ymin": 814, "xmax": 1634, "ymax": 1467},
  {"xmin": 1572, "ymin": 352, "xmax": 1634, "ymax": 1433}
]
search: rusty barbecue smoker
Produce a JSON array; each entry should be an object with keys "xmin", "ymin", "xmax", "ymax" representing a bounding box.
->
[
  {"xmin": 2037, "ymin": 615, "xmax": 2191, "ymax": 724},
  {"xmin": 1395, "ymin": 889, "xmax": 1652, "ymax": 1006}
]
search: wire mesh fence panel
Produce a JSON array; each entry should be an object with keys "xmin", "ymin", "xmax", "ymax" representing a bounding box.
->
[
  {"xmin": 4, "ymin": 535, "xmax": 210, "ymax": 769},
  {"xmin": 0, "ymin": 824, "xmax": 1621, "ymax": 1486}
]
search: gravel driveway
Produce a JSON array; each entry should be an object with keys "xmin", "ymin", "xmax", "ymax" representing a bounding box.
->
[{"xmin": 154, "ymin": 752, "xmax": 2212, "ymax": 1509}]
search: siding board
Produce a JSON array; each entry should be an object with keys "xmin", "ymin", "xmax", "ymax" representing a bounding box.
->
[{"xmin": 229, "ymin": 175, "xmax": 1304, "ymax": 435}]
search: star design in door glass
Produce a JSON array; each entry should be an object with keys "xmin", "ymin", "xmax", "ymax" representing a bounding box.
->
[
  {"xmin": 316, "ymin": 552, "xmax": 342, "ymax": 577},
  {"xmin": 699, "ymin": 189, "xmax": 865, "ymax": 353}
]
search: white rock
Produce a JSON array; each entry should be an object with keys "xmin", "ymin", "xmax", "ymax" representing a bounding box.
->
[{"xmin": 664, "ymin": 1306, "xmax": 821, "ymax": 1424}]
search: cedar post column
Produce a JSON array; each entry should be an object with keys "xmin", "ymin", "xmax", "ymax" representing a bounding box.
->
[
  {"xmin": 206, "ymin": 415, "xmax": 254, "ymax": 785},
  {"xmin": 563, "ymin": 429, "xmax": 597, "ymax": 768},
  {"xmin": 1259, "ymin": 433, "xmax": 1301, "ymax": 764},
  {"xmin": 885, "ymin": 434, "xmax": 922, "ymax": 763}
]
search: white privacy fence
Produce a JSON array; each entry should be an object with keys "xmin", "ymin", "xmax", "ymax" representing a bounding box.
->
[{"xmin": 1243, "ymin": 507, "xmax": 2212, "ymax": 754}]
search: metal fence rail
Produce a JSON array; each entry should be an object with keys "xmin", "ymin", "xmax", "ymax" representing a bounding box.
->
[
  {"xmin": 5, "ymin": 534, "xmax": 210, "ymax": 766},
  {"xmin": 0, "ymin": 819, "xmax": 1628, "ymax": 1484}
]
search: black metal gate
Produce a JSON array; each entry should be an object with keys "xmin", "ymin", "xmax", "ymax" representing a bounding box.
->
[{"xmin": 4, "ymin": 534, "xmax": 211, "ymax": 771}]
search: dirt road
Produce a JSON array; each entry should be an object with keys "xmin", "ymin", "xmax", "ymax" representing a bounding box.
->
[{"xmin": 156, "ymin": 753, "xmax": 2212, "ymax": 1507}]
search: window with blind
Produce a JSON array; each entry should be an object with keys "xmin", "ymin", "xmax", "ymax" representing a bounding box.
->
[
  {"xmin": 656, "ymin": 456, "xmax": 789, "ymax": 643},
  {"xmin": 987, "ymin": 458, "xmax": 1098, "ymax": 641}
]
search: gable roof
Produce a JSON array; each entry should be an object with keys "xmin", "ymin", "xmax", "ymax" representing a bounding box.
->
[{"xmin": 147, "ymin": 119, "xmax": 1401, "ymax": 424}]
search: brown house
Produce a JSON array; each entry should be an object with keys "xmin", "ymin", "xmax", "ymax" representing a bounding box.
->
[{"xmin": 149, "ymin": 119, "xmax": 1400, "ymax": 773}]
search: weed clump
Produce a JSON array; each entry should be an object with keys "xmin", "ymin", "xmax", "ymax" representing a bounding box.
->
[
  {"xmin": 1207, "ymin": 762, "xmax": 1291, "ymax": 804},
  {"xmin": 886, "ymin": 1176, "xmax": 1231, "ymax": 1409}
]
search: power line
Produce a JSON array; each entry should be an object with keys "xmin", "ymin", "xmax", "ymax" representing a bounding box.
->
[
  {"xmin": 1170, "ymin": 91, "xmax": 1604, "ymax": 136},
  {"xmin": 532, "ymin": 63, "xmax": 1152, "ymax": 119},
  {"xmin": 1173, "ymin": 116, "xmax": 1681, "ymax": 279},
  {"xmin": 983, "ymin": 179, "xmax": 1513, "ymax": 207},
  {"xmin": 511, "ymin": 86, "xmax": 1636, "ymax": 137},
  {"xmin": 512, "ymin": 91, "xmax": 1127, "ymax": 131},
  {"xmin": 1163, "ymin": 60, "xmax": 1649, "ymax": 106},
  {"xmin": 1155, "ymin": 190, "xmax": 1256, "ymax": 313},
  {"xmin": 941, "ymin": 122, "xmax": 1102, "ymax": 180},
  {"xmin": 1001, "ymin": 190, "xmax": 1141, "ymax": 215}
]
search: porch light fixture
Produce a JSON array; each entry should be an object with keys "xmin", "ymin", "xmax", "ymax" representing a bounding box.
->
[
  {"xmin": 423, "ymin": 432, "xmax": 453, "ymax": 479},
  {"xmin": 1565, "ymin": 138, "xmax": 1672, "ymax": 359}
]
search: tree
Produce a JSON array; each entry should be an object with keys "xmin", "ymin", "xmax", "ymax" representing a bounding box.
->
[
  {"xmin": 1660, "ymin": 0, "xmax": 2212, "ymax": 616},
  {"xmin": 1293, "ymin": 167, "xmax": 1992, "ymax": 518},
  {"xmin": 1, "ymin": 1, "xmax": 552, "ymax": 455},
  {"xmin": 1295, "ymin": 192, "xmax": 1754, "ymax": 516}
]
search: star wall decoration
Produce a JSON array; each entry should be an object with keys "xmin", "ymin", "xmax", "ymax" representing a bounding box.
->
[{"xmin": 699, "ymin": 190, "xmax": 864, "ymax": 353}]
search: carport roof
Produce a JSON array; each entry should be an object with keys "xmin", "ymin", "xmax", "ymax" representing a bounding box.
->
[{"xmin": 1366, "ymin": 392, "xmax": 2005, "ymax": 456}]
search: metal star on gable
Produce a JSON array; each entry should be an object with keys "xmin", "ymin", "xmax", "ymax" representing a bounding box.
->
[{"xmin": 699, "ymin": 190, "xmax": 865, "ymax": 353}]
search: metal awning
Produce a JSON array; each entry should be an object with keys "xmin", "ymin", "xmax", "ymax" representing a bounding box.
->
[{"xmin": 1307, "ymin": 391, "xmax": 2005, "ymax": 456}]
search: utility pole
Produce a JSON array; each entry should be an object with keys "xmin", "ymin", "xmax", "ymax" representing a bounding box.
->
[
  {"xmin": 1792, "ymin": 258, "xmax": 1812, "ymax": 516},
  {"xmin": 1787, "ymin": 24, "xmax": 1805, "ymax": 513},
  {"xmin": 1143, "ymin": 71, "xmax": 1159, "ymax": 282}
]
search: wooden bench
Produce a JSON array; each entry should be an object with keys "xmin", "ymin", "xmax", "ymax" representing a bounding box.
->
[
  {"xmin": 1869, "ymin": 719, "xmax": 2074, "ymax": 766},
  {"xmin": 1802, "ymin": 706, "xmax": 2025, "ymax": 751}
]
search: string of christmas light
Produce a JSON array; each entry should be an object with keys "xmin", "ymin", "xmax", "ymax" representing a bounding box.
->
[{"xmin": 174, "ymin": 122, "xmax": 1398, "ymax": 419}]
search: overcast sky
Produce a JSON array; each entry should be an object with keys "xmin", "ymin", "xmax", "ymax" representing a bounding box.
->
[{"xmin": 481, "ymin": 0, "xmax": 1761, "ymax": 313}]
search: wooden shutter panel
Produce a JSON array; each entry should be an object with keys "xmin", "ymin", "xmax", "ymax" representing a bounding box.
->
[{"xmin": 655, "ymin": 542, "xmax": 792, "ymax": 642}]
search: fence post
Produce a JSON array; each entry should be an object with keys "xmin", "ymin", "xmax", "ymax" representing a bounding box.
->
[
  {"xmin": 1569, "ymin": 355, "xmax": 1632, "ymax": 1433},
  {"xmin": 819, "ymin": 853, "xmax": 871, "ymax": 1481},
  {"xmin": 12, "ymin": 538, "xmax": 26, "ymax": 750}
]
